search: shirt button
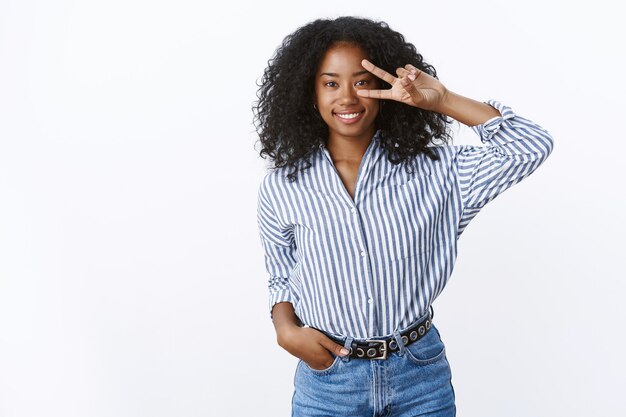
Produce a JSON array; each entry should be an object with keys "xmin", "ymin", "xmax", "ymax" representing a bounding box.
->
[
  {"xmin": 361, "ymin": 251, "xmax": 366, "ymax": 257},
  {"xmin": 351, "ymin": 208, "xmax": 356, "ymax": 213},
  {"xmin": 367, "ymin": 298, "xmax": 373, "ymax": 304}
]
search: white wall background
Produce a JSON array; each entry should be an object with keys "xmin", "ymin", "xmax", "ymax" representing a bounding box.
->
[{"xmin": 0, "ymin": 0, "xmax": 624, "ymax": 416}]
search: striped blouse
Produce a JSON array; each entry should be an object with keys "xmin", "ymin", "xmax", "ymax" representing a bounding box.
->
[{"xmin": 256, "ymin": 99, "xmax": 554, "ymax": 340}]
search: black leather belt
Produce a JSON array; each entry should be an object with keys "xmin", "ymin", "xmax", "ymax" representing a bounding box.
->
[{"xmin": 320, "ymin": 306, "xmax": 434, "ymax": 360}]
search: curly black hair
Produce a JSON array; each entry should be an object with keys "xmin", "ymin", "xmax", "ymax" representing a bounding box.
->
[{"xmin": 253, "ymin": 16, "xmax": 453, "ymax": 182}]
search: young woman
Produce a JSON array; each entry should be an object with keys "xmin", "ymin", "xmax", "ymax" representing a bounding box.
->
[{"xmin": 253, "ymin": 16, "xmax": 553, "ymax": 417}]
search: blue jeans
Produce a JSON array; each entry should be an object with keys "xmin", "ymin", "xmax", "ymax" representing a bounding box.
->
[{"xmin": 291, "ymin": 314, "xmax": 456, "ymax": 416}]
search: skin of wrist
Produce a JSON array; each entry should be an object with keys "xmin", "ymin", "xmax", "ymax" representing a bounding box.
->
[
  {"xmin": 276, "ymin": 324, "xmax": 302, "ymax": 347},
  {"xmin": 433, "ymin": 88, "xmax": 456, "ymax": 117},
  {"xmin": 432, "ymin": 90, "xmax": 500, "ymax": 126}
]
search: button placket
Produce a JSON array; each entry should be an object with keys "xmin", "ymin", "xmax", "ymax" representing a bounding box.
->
[{"xmin": 321, "ymin": 133, "xmax": 383, "ymax": 336}]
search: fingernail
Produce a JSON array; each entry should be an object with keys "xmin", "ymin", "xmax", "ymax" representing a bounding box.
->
[
  {"xmin": 340, "ymin": 348, "xmax": 349, "ymax": 355},
  {"xmin": 408, "ymin": 73, "xmax": 416, "ymax": 81}
]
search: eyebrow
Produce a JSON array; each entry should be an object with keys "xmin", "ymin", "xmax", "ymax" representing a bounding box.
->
[{"xmin": 319, "ymin": 70, "xmax": 370, "ymax": 77}]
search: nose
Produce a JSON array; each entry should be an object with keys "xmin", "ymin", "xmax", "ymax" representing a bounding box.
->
[{"xmin": 337, "ymin": 84, "xmax": 358, "ymax": 105}]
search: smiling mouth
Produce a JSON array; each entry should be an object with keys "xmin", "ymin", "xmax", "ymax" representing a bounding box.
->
[{"xmin": 333, "ymin": 111, "xmax": 365, "ymax": 124}]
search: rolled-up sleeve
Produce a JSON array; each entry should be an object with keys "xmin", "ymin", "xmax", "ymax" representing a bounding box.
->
[
  {"xmin": 257, "ymin": 175, "xmax": 297, "ymax": 320},
  {"xmin": 456, "ymin": 100, "xmax": 554, "ymax": 234}
]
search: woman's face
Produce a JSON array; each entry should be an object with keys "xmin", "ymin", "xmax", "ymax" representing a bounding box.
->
[{"xmin": 314, "ymin": 42, "xmax": 380, "ymax": 142}]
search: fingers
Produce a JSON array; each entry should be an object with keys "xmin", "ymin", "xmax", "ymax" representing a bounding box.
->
[
  {"xmin": 361, "ymin": 59, "xmax": 396, "ymax": 85},
  {"xmin": 404, "ymin": 64, "xmax": 423, "ymax": 81},
  {"xmin": 399, "ymin": 72, "xmax": 422, "ymax": 103},
  {"xmin": 396, "ymin": 67, "xmax": 411, "ymax": 78},
  {"xmin": 302, "ymin": 337, "xmax": 348, "ymax": 370},
  {"xmin": 356, "ymin": 89, "xmax": 393, "ymax": 99},
  {"xmin": 320, "ymin": 337, "xmax": 350, "ymax": 356},
  {"xmin": 305, "ymin": 353, "xmax": 336, "ymax": 371},
  {"xmin": 397, "ymin": 65, "xmax": 420, "ymax": 95},
  {"xmin": 396, "ymin": 67, "xmax": 415, "ymax": 89},
  {"xmin": 357, "ymin": 61, "xmax": 425, "ymax": 102}
]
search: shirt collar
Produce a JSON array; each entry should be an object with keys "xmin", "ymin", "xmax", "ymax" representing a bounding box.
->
[{"xmin": 317, "ymin": 129, "xmax": 384, "ymax": 172}]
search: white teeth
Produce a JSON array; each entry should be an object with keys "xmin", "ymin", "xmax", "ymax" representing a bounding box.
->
[{"xmin": 335, "ymin": 112, "xmax": 362, "ymax": 119}]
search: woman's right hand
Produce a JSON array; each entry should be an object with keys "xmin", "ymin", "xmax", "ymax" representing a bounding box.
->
[{"xmin": 277, "ymin": 326, "xmax": 350, "ymax": 370}]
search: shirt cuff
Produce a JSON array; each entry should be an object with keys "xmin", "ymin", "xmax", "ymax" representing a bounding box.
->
[
  {"xmin": 471, "ymin": 99, "xmax": 516, "ymax": 145},
  {"xmin": 269, "ymin": 290, "xmax": 293, "ymax": 319}
]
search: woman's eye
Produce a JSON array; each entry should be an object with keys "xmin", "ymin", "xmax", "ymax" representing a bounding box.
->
[{"xmin": 324, "ymin": 80, "xmax": 369, "ymax": 87}]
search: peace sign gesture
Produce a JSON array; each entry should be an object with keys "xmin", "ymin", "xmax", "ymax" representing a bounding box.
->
[{"xmin": 356, "ymin": 59, "xmax": 449, "ymax": 112}]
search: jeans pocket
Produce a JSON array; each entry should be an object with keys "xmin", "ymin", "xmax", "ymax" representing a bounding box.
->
[
  {"xmin": 300, "ymin": 353, "xmax": 342, "ymax": 376},
  {"xmin": 403, "ymin": 324, "xmax": 447, "ymax": 366}
]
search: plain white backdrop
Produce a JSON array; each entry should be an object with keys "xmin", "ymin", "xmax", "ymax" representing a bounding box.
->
[{"xmin": 0, "ymin": 0, "xmax": 624, "ymax": 416}]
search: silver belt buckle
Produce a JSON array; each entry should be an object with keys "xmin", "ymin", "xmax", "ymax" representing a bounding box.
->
[{"xmin": 364, "ymin": 339, "xmax": 388, "ymax": 360}]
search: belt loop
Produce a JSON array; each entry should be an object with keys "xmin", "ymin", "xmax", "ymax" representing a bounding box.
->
[
  {"xmin": 392, "ymin": 329, "xmax": 405, "ymax": 356},
  {"xmin": 341, "ymin": 336, "xmax": 354, "ymax": 362}
]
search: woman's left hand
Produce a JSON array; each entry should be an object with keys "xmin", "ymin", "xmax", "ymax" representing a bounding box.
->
[{"xmin": 357, "ymin": 59, "xmax": 449, "ymax": 112}]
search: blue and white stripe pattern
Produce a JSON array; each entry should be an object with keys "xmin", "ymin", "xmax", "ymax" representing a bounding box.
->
[{"xmin": 256, "ymin": 100, "xmax": 554, "ymax": 339}]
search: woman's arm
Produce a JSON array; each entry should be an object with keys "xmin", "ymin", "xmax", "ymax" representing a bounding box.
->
[
  {"xmin": 356, "ymin": 59, "xmax": 498, "ymax": 126},
  {"xmin": 257, "ymin": 176, "xmax": 349, "ymax": 369},
  {"xmin": 435, "ymin": 90, "xmax": 502, "ymax": 126},
  {"xmin": 272, "ymin": 301, "xmax": 302, "ymax": 339},
  {"xmin": 450, "ymin": 99, "xmax": 554, "ymax": 237}
]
